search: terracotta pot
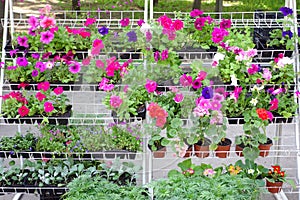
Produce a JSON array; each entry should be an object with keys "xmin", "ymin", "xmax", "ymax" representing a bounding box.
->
[
  {"xmin": 259, "ymin": 138, "xmax": 273, "ymax": 157},
  {"xmin": 183, "ymin": 145, "xmax": 193, "ymax": 158},
  {"xmin": 194, "ymin": 138, "xmax": 211, "ymax": 158},
  {"xmin": 215, "ymin": 138, "xmax": 232, "ymax": 158},
  {"xmin": 266, "ymin": 180, "xmax": 283, "ymax": 193},
  {"xmin": 235, "ymin": 144, "xmax": 244, "ymax": 157},
  {"xmin": 152, "ymin": 146, "xmax": 167, "ymax": 158}
]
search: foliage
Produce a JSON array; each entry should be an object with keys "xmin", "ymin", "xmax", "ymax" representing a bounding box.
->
[{"xmin": 0, "ymin": 132, "xmax": 36, "ymax": 154}]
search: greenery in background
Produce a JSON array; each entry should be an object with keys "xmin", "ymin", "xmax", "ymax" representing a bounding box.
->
[
  {"xmin": 56, "ymin": 0, "xmax": 299, "ymax": 13},
  {"xmin": 0, "ymin": 132, "xmax": 36, "ymax": 154}
]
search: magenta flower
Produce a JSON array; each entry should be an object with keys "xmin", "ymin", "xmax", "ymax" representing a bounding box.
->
[
  {"xmin": 68, "ymin": 62, "xmax": 81, "ymax": 74},
  {"xmin": 211, "ymin": 27, "xmax": 229, "ymax": 44},
  {"xmin": 247, "ymin": 64, "xmax": 260, "ymax": 75},
  {"xmin": 213, "ymin": 93, "xmax": 224, "ymax": 102},
  {"xmin": 197, "ymin": 71, "xmax": 207, "ymax": 81},
  {"xmin": 192, "ymin": 78, "xmax": 202, "ymax": 89},
  {"xmin": 174, "ymin": 93, "xmax": 184, "ymax": 103},
  {"xmin": 120, "ymin": 18, "xmax": 130, "ymax": 27},
  {"xmin": 84, "ymin": 18, "xmax": 96, "ymax": 26},
  {"xmin": 194, "ymin": 17, "xmax": 206, "ymax": 30},
  {"xmin": 18, "ymin": 106, "xmax": 29, "ymax": 117},
  {"xmin": 36, "ymin": 92, "xmax": 46, "ymax": 101},
  {"xmin": 161, "ymin": 49, "xmax": 168, "ymax": 60},
  {"xmin": 32, "ymin": 70, "xmax": 39, "ymax": 77},
  {"xmin": 154, "ymin": 51, "xmax": 160, "ymax": 62},
  {"xmin": 173, "ymin": 19, "xmax": 184, "ymax": 30},
  {"xmin": 220, "ymin": 19, "xmax": 231, "ymax": 29},
  {"xmin": 17, "ymin": 36, "xmax": 29, "ymax": 48},
  {"xmin": 9, "ymin": 49, "xmax": 18, "ymax": 57},
  {"xmin": 179, "ymin": 74, "xmax": 193, "ymax": 87},
  {"xmin": 146, "ymin": 31, "xmax": 152, "ymax": 42},
  {"xmin": 110, "ymin": 95, "xmax": 123, "ymax": 108},
  {"xmin": 269, "ymin": 98, "xmax": 278, "ymax": 110},
  {"xmin": 40, "ymin": 16, "xmax": 56, "ymax": 28},
  {"xmin": 40, "ymin": 31, "xmax": 54, "ymax": 44},
  {"xmin": 92, "ymin": 39, "xmax": 104, "ymax": 48},
  {"xmin": 37, "ymin": 81, "xmax": 50, "ymax": 91},
  {"xmin": 145, "ymin": 79, "xmax": 157, "ymax": 93},
  {"xmin": 53, "ymin": 87, "xmax": 63, "ymax": 95},
  {"xmin": 32, "ymin": 53, "xmax": 40, "ymax": 60},
  {"xmin": 16, "ymin": 57, "xmax": 28, "ymax": 67},
  {"xmin": 190, "ymin": 9, "xmax": 203, "ymax": 18},
  {"xmin": 44, "ymin": 102, "xmax": 54, "ymax": 113},
  {"xmin": 96, "ymin": 60, "xmax": 105, "ymax": 68},
  {"xmin": 28, "ymin": 16, "xmax": 39, "ymax": 28},
  {"xmin": 198, "ymin": 99, "xmax": 211, "ymax": 109},
  {"xmin": 137, "ymin": 19, "xmax": 145, "ymax": 26},
  {"xmin": 296, "ymin": 91, "xmax": 300, "ymax": 98}
]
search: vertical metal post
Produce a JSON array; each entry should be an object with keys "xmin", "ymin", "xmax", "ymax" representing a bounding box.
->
[
  {"xmin": 144, "ymin": 0, "xmax": 148, "ymax": 23},
  {"xmin": 149, "ymin": 0, "xmax": 153, "ymax": 20}
]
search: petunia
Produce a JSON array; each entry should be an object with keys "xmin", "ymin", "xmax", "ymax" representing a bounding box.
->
[
  {"xmin": 190, "ymin": 9, "xmax": 203, "ymax": 18},
  {"xmin": 32, "ymin": 70, "xmax": 39, "ymax": 77},
  {"xmin": 137, "ymin": 19, "xmax": 145, "ymax": 26},
  {"xmin": 210, "ymin": 100, "xmax": 222, "ymax": 110},
  {"xmin": 173, "ymin": 19, "xmax": 184, "ymax": 30},
  {"xmin": 53, "ymin": 87, "xmax": 63, "ymax": 95},
  {"xmin": 84, "ymin": 18, "xmax": 96, "ymax": 26},
  {"xmin": 269, "ymin": 98, "xmax": 278, "ymax": 110},
  {"xmin": 16, "ymin": 57, "xmax": 28, "ymax": 67},
  {"xmin": 282, "ymin": 30, "xmax": 293, "ymax": 39},
  {"xmin": 68, "ymin": 62, "xmax": 81, "ymax": 74},
  {"xmin": 202, "ymin": 87, "xmax": 213, "ymax": 99},
  {"xmin": 179, "ymin": 74, "xmax": 193, "ymax": 87},
  {"xmin": 17, "ymin": 36, "xmax": 29, "ymax": 48},
  {"xmin": 36, "ymin": 92, "xmax": 46, "ymax": 101},
  {"xmin": 37, "ymin": 81, "xmax": 50, "ymax": 91},
  {"xmin": 154, "ymin": 51, "xmax": 160, "ymax": 62},
  {"xmin": 18, "ymin": 106, "xmax": 29, "ymax": 117},
  {"xmin": 40, "ymin": 16, "xmax": 56, "ymax": 28},
  {"xmin": 279, "ymin": 7, "xmax": 293, "ymax": 16},
  {"xmin": 110, "ymin": 95, "xmax": 123, "ymax": 108},
  {"xmin": 161, "ymin": 49, "xmax": 168, "ymax": 60},
  {"xmin": 144, "ymin": 79, "xmax": 157, "ymax": 93},
  {"xmin": 220, "ymin": 19, "xmax": 231, "ymax": 29},
  {"xmin": 192, "ymin": 78, "xmax": 202, "ymax": 89},
  {"xmin": 127, "ymin": 31, "xmax": 137, "ymax": 42},
  {"xmin": 173, "ymin": 93, "xmax": 184, "ymax": 103},
  {"xmin": 40, "ymin": 31, "xmax": 54, "ymax": 44},
  {"xmin": 120, "ymin": 18, "xmax": 130, "ymax": 27},
  {"xmin": 44, "ymin": 102, "xmax": 54, "ymax": 113},
  {"xmin": 98, "ymin": 26, "xmax": 109, "ymax": 35}
]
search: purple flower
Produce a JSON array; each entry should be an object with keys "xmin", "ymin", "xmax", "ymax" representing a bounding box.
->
[
  {"xmin": 202, "ymin": 87, "xmax": 213, "ymax": 99},
  {"xmin": 17, "ymin": 36, "xmax": 29, "ymax": 48},
  {"xmin": 161, "ymin": 49, "xmax": 168, "ymax": 60},
  {"xmin": 32, "ymin": 70, "xmax": 39, "ymax": 77},
  {"xmin": 98, "ymin": 26, "xmax": 109, "ymax": 35},
  {"xmin": 35, "ymin": 61, "xmax": 46, "ymax": 72},
  {"xmin": 16, "ymin": 57, "xmax": 28, "ymax": 67},
  {"xmin": 127, "ymin": 31, "xmax": 137, "ymax": 42},
  {"xmin": 32, "ymin": 53, "xmax": 40, "ymax": 59},
  {"xmin": 40, "ymin": 31, "xmax": 54, "ymax": 44},
  {"xmin": 146, "ymin": 31, "xmax": 152, "ymax": 42},
  {"xmin": 68, "ymin": 62, "xmax": 81, "ymax": 74},
  {"xmin": 7, "ymin": 65, "xmax": 17, "ymax": 70},
  {"xmin": 282, "ymin": 30, "xmax": 293, "ymax": 39},
  {"xmin": 154, "ymin": 51, "xmax": 160, "ymax": 62},
  {"xmin": 9, "ymin": 49, "xmax": 18, "ymax": 57},
  {"xmin": 279, "ymin": 7, "xmax": 293, "ymax": 16}
]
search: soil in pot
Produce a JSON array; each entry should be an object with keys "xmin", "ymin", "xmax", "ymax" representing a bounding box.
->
[
  {"xmin": 215, "ymin": 138, "xmax": 232, "ymax": 158},
  {"xmin": 266, "ymin": 180, "xmax": 283, "ymax": 193},
  {"xmin": 235, "ymin": 143, "xmax": 245, "ymax": 157},
  {"xmin": 259, "ymin": 138, "xmax": 273, "ymax": 157},
  {"xmin": 194, "ymin": 138, "xmax": 211, "ymax": 158}
]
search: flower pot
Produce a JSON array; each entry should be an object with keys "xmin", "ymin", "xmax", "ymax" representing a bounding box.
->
[
  {"xmin": 105, "ymin": 150, "xmax": 126, "ymax": 159},
  {"xmin": 266, "ymin": 180, "xmax": 283, "ymax": 193},
  {"xmin": 227, "ymin": 116, "xmax": 245, "ymax": 124},
  {"xmin": 215, "ymin": 138, "xmax": 232, "ymax": 158},
  {"xmin": 127, "ymin": 151, "xmax": 137, "ymax": 160},
  {"xmin": 35, "ymin": 105, "xmax": 72, "ymax": 125},
  {"xmin": 259, "ymin": 138, "xmax": 273, "ymax": 157},
  {"xmin": 152, "ymin": 146, "xmax": 167, "ymax": 158},
  {"xmin": 183, "ymin": 145, "xmax": 193, "ymax": 158},
  {"xmin": 235, "ymin": 144, "xmax": 244, "ymax": 157},
  {"xmin": 194, "ymin": 138, "xmax": 211, "ymax": 158}
]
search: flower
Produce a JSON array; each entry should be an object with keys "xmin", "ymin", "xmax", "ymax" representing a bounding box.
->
[
  {"xmin": 98, "ymin": 26, "xmax": 109, "ymax": 35},
  {"xmin": 137, "ymin": 19, "xmax": 145, "ymax": 26},
  {"xmin": 145, "ymin": 79, "xmax": 157, "ymax": 93},
  {"xmin": 68, "ymin": 62, "xmax": 81, "ymax": 74},
  {"xmin": 256, "ymin": 108, "xmax": 270, "ymax": 121},
  {"xmin": 120, "ymin": 18, "xmax": 130, "ymax": 27},
  {"xmin": 190, "ymin": 9, "xmax": 203, "ymax": 18},
  {"xmin": 212, "ymin": 27, "xmax": 229, "ymax": 43},
  {"xmin": 84, "ymin": 18, "xmax": 96, "ymax": 26},
  {"xmin": 110, "ymin": 95, "xmax": 123, "ymax": 108},
  {"xmin": 179, "ymin": 74, "xmax": 192, "ymax": 87},
  {"xmin": 202, "ymin": 87, "xmax": 213, "ymax": 99},
  {"xmin": 40, "ymin": 30, "xmax": 54, "ymax": 44},
  {"xmin": 282, "ymin": 30, "xmax": 293, "ymax": 39},
  {"xmin": 40, "ymin": 16, "xmax": 56, "ymax": 28},
  {"xmin": 37, "ymin": 81, "xmax": 50, "ymax": 91},
  {"xmin": 279, "ymin": 6, "xmax": 293, "ymax": 16},
  {"xmin": 16, "ymin": 57, "xmax": 28, "ymax": 67},
  {"xmin": 269, "ymin": 98, "xmax": 278, "ymax": 110},
  {"xmin": 220, "ymin": 19, "xmax": 231, "ymax": 29},
  {"xmin": 36, "ymin": 92, "xmax": 46, "ymax": 101},
  {"xmin": 18, "ymin": 106, "xmax": 30, "ymax": 117},
  {"xmin": 161, "ymin": 49, "xmax": 168, "ymax": 60},
  {"xmin": 174, "ymin": 93, "xmax": 184, "ymax": 103},
  {"xmin": 53, "ymin": 87, "xmax": 63, "ymax": 95},
  {"xmin": 17, "ymin": 36, "xmax": 29, "ymax": 48},
  {"xmin": 127, "ymin": 31, "xmax": 137, "ymax": 42}
]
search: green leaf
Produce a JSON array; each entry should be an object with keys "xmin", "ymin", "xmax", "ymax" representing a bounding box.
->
[{"xmin": 177, "ymin": 158, "xmax": 192, "ymax": 172}]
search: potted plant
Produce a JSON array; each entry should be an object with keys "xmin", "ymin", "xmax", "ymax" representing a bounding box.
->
[
  {"xmin": 263, "ymin": 165, "xmax": 295, "ymax": 193},
  {"xmin": 0, "ymin": 82, "xmax": 72, "ymax": 124}
]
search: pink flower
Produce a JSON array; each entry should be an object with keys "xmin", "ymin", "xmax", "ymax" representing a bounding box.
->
[
  {"xmin": 247, "ymin": 64, "xmax": 260, "ymax": 75},
  {"xmin": 120, "ymin": 18, "xmax": 130, "ymax": 27},
  {"xmin": 137, "ymin": 19, "xmax": 145, "ymax": 26},
  {"xmin": 271, "ymin": 88, "xmax": 283, "ymax": 95},
  {"xmin": 17, "ymin": 36, "xmax": 29, "ymax": 48},
  {"xmin": 156, "ymin": 117, "xmax": 167, "ymax": 128},
  {"xmin": 192, "ymin": 78, "xmax": 202, "ymax": 89},
  {"xmin": 110, "ymin": 95, "xmax": 123, "ymax": 108},
  {"xmin": 210, "ymin": 101, "xmax": 222, "ymax": 110},
  {"xmin": 92, "ymin": 39, "xmax": 104, "ymax": 48},
  {"xmin": 96, "ymin": 60, "xmax": 105, "ymax": 68},
  {"xmin": 36, "ymin": 92, "xmax": 46, "ymax": 101},
  {"xmin": 173, "ymin": 19, "xmax": 184, "ymax": 30},
  {"xmin": 40, "ymin": 31, "xmax": 54, "ymax": 44},
  {"xmin": 44, "ymin": 101, "xmax": 54, "ymax": 113},
  {"xmin": 28, "ymin": 16, "xmax": 39, "ymax": 28},
  {"xmin": 145, "ymin": 79, "xmax": 157, "ymax": 93},
  {"xmin": 53, "ymin": 87, "xmax": 63, "ymax": 95},
  {"xmin": 194, "ymin": 17, "xmax": 206, "ymax": 30},
  {"xmin": 69, "ymin": 62, "xmax": 81, "ymax": 74},
  {"xmin": 82, "ymin": 57, "xmax": 91, "ymax": 66},
  {"xmin": 295, "ymin": 91, "xmax": 300, "ymax": 98},
  {"xmin": 158, "ymin": 15, "xmax": 173, "ymax": 30},
  {"xmin": 40, "ymin": 16, "xmax": 56, "ymax": 29},
  {"xmin": 193, "ymin": 106, "xmax": 209, "ymax": 117},
  {"xmin": 66, "ymin": 140, "xmax": 72, "ymax": 145},
  {"xmin": 262, "ymin": 68, "xmax": 272, "ymax": 81},
  {"xmin": 154, "ymin": 51, "xmax": 160, "ymax": 62},
  {"xmin": 197, "ymin": 71, "xmax": 207, "ymax": 81},
  {"xmin": 161, "ymin": 49, "xmax": 168, "ymax": 60},
  {"xmin": 198, "ymin": 99, "xmax": 211, "ymax": 109},
  {"xmin": 179, "ymin": 74, "xmax": 193, "ymax": 87},
  {"xmin": 246, "ymin": 49, "xmax": 257, "ymax": 57},
  {"xmin": 269, "ymin": 98, "xmax": 278, "ymax": 110},
  {"xmin": 37, "ymin": 81, "xmax": 50, "ymax": 91},
  {"xmin": 18, "ymin": 106, "xmax": 29, "ymax": 117},
  {"xmin": 174, "ymin": 93, "xmax": 184, "ymax": 103},
  {"xmin": 84, "ymin": 18, "xmax": 96, "ymax": 26}
]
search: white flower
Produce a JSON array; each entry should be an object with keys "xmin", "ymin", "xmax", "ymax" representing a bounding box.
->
[
  {"xmin": 250, "ymin": 98, "xmax": 258, "ymax": 106},
  {"xmin": 251, "ymin": 85, "xmax": 264, "ymax": 92},
  {"xmin": 140, "ymin": 23, "xmax": 151, "ymax": 34},
  {"xmin": 247, "ymin": 169, "xmax": 255, "ymax": 174},
  {"xmin": 277, "ymin": 57, "xmax": 293, "ymax": 68},
  {"xmin": 45, "ymin": 61, "xmax": 53, "ymax": 69},
  {"xmin": 230, "ymin": 74, "xmax": 238, "ymax": 86},
  {"xmin": 213, "ymin": 53, "xmax": 225, "ymax": 62}
]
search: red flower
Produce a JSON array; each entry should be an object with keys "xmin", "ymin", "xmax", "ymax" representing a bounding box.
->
[
  {"xmin": 272, "ymin": 165, "xmax": 281, "ymax": 173},
  {"xmin": 44, "ymin": 101, "xmax": 54, "ymax": 113},
  {"xmin": 18, "ymin": 106, "xmax": 29, "ymax": 117},
  {"xmin": 280, "ymin": 171, "xmax": 285, "ymax": 177},
  {"xmin": 36, "ymin": 92, "xmax": 46, "ymax": 101},
  {"xmin": 18, "ymin": 82, "xmax": 30, "ymax": 89},
  {"xmin": 256, "ymin": 108, "xmax": 269, "ymax": 120},
  {"xmin": 53, "ymin": 87, "xmax": 63, "ymax": 95},
  {"xmin": 37, "ymin": 81, "xmax": 50, "ymax": 91}
]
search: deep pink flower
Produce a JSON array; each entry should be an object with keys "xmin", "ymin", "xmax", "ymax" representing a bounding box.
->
[
  {"xmin": 44, "ymin": 101, "xmax": 54, "ymax": 113},
  {"xmin": 53, "ymin": 87, "xmax": 63, "ymax": 95},
  {"xmin": 211, "ymin": 27, "xmax": 229, "ymax": 43},
  {"xmin": 269, "ymin": 98, "xmax": 278, "ymax": 110},
  {"xmin": 28, "ymin": 16, "xmax": 39, "ymax": 28},
  {"xmin": 220, "ymin": 19, "xmax": 231, "ymax": 29},
  {"xmin": 110, "ymin": 95, "xmax": 123, "ymax": 108},
  {"xmin": 40, "ymin": 31, "xmax": 54, "ymax": 44},
  {"xmin": 158, "ymin": 15, "xmax": 173, "ymax": 30},
  {"xmin": 197, "ymin": 71, "xmax": 207, "ymax": 81},
  {"xmin": 16, "ymin": 57, "xmax": 28, "ymax": 67},
  {"xmin": 37, "ymin": 81, "xmax": 50, "ymax": 91},
  {"xmin": 296, "ymin": 91, "xmax": 300, "ymax": 98},
  {"xmin": 96, "ymin": 60, "xmax": 105, "ymax": 68},
  {"xmin": 190, "ymin": 9, "xmax": 203, "ymax": 18},
  {"xmin": 84, "ymin": 18, "xmax": 96, "ymax": 26},
  {"xmin": 154, "ymin": 51, "xmax": 160, "ymax": 62},
  {"xmin": 247, "ymin": 64, "xmax": 260, "ymax": 75},
  {"xmin": 18, "ymin": 106, "xmax": 29, "ymax": 117},
  {"xmin": 173, "ymin": 19, "xmax": 184, "ymax": 30},
  {"xmin": 194, "ymin": 17, "xmax": 206, "ymax": 30},
  {"xmin": 137, "ymin": 19, "xmax": 145, "ymax": 26},
  {"xmin": 68, "ymin": 62, "xmax": 81, "ymax": 74},
  {"xmin": 210, "ymin": 100, "xmax": 222, "ymax": 110},
  {"xmin": 179, "ymin": 74, "xmax": 193, "ymax": 87},
  {"xmin": 192, "ymin": 78, "xmax": 202, "ymax": 89},
  {"xmin": 17, "ymin": 36, "xmax": 29, "ymax": 48},
  {"xmin": 145, "ymin": 79, "xmax": 157, "ymax": 93},
  {"xmin": 79, "ymin": 31, "xmax": 91, "ymax": 38},
  {"xmin": 174, "ymin": 93, "xmax": 184, "ymax": 103},
  {"xmin": 36, "ymin": 92, "xmax": 46, "ymax": 101},
  {"xmin": 198, "ymin": 99, "xmax": 211, "ymax": 109},
  {"xmin": 40, "ymin": 16, "xmax": 56, "ymax": 28},
  {"xmin": 120, "ymin": 18, "xmax": 130, "ymax": 27},
  {"xmin": 271, "ymin": 88, "xmax": 283, "ymax": 95},
  {"xmin": 161, "ymin": 49, "xmax": 168, "ymax": 60},
  {"xmin": 9, "ymin": 49, "xmax": 18, "ymax": 57}
]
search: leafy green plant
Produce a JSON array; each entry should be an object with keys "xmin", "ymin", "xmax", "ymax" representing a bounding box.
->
[{"xmin": 0, "ymin": 132, "xmax": 36, "ymax": 154}]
